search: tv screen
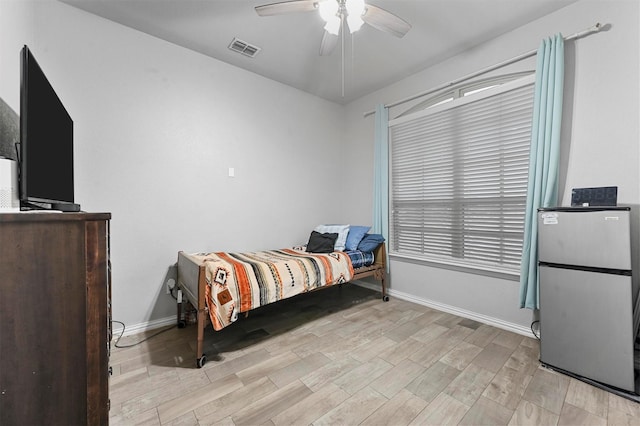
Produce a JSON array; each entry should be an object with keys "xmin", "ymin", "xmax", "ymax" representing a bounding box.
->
[{"xmin": 20, "ymin": 45, "xmax": 76, "ymax": 209}]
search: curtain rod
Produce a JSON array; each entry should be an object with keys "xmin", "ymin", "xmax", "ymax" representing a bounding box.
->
[{"xmin": 363, "ymin": 22, "xmax": 603, "ymax": 118}]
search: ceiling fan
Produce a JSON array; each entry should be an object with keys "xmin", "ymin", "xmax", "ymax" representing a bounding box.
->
[{"xmin": 255, "ymin": 0, "xmax": 411, "ymax": 56}]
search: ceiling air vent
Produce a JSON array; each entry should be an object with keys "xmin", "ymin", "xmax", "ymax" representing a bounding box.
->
[{"xmin": 228, "ymin": 37, "xmax": 261, "ymax": 58}]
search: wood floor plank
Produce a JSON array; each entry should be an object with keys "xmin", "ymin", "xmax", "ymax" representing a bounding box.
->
[
  {"xmin": 491, "ymin": 330, "xmax": 525, "ymax": 350},
  {"xmin": 289, "ymin": 316, "xmax": 333, "ymax": 336},
  {"xmin": 118, "ymin": 371, "xmax": 210, "ymax": 421},
  {"xmin": 293, "ymin": 332, "xmax": 361, "ymax": 359},
  {"xmin": 464, "ymin": 324, "xmax": 501, "ymax": 348},
  {"xmin": 343, "ymin": 317, "xmax": 398, "ymax": 341},
  {"xmin": 459, "ymin": 396, "xmax": 515, "ymax": 426},
  {"xmin": 110, "ymin": 369, "xmax": 180, "ymax": 407},
  {"xmin": 312, "ymin": 386, "xmax": 388, "ymax": 426},
  {"xmin": 194, "ymin": 377, "xmax": 278, "ymax": 423},
  {"xmin": 444, "ymin": 363, "xmax": 496, "ymax": 407},
  {"xmin": 302, "ymin": 315, "xmax": 351, "ymax": 337},
  {"xmin": 504, "ymin": 343, "xmax": 540, "ymax": 377},
  {"xmin": 471, "ymin": 342, "xmax": 516, "ymax": 373},
  {"xmin": 271, "ymin": 382, "xmax": 350, "ymax": 425},
  {"xmin": 350, "ymin": 335, "xmax": 397, "ymax": 363},
  {"xmin": 109, "ymin": 366, "xmax": 149, "ymax": 390},
  {"xmin": 607, "ymin": 408, "xmax": 640, "ymax": 426},
  {"xmin": 409, "ymin": 322, "xmax": 450, "ymax": 343},
  {"xmin": 369, "ymin": 358, "xmax": 427, "ymax": 398},
  {"xmin": 204, "ymin": 348, "xmax": 272, "ymax": 382},
  {"xmin": 383, "ymin": 320, "xmax": 425, "ymax": 342},
  {"xmin": 508, "ymin": 400, "xmax": 559, "ymax": 426},
  {"xmin": 409, "ymin": 392, "xmax": 470, "ymax": 426},
  {"xmin": 156, "ymin": 374, "xmax": 243, "ymax": 424},
  {"xmin": 406, "ymin": 361, "xmax": 462, "ymax": 403},
  {"xmin": 268, "ymin": 352, "xmax": 332, "ymax": 388},
  {"xmin": 231, "ymin": 380, "xmax": 313, "ymax": 426},
  {"xmin": 435, "ymin": 312, "xmax": 465, "ymax": 328},
  {"xmin": 410, "ymin": 326, "xmax": 474, "ymax": 368},
  {"xmin": 262, "ymin": 332, "xmax": 319, "ymax": 356},
  {"xmin": 332, "ymin": 356, "xmax": 393, "ymax": 395},
  {"xmin": 372, "ymin": 307, "xmax": 426, "ymax": 326},
  {"xmin": 319, "ymin": 334, "xmax": 373, "ymax": 360},
  {"xmin": 564, "ymin": 378, "xmax": 609, "ymax": 419},
  {"xmin": 458, "ymin": 318, "xmax": 483, "ymax": 330},
  {"xmin": 201, "ymin": 416, "xmax": 235, "ymax": 426},
  {"xmin": 378, "ymin": 335, "xmax": 425, "ymax": 365},
  {"xmin": 608, "ymin": 393, "xmax": 640, "ymax": 418},
  {"xmin": 300, "ymin": 355, "xmax": 362, "ymax": 392},
  {"xmin": 558, "ymin": 403, "xmax": 607, "ymax": 426},
  {"xmin": 522, "ymin": 367, "xmax": 571, "ymax": 415},
  {"xmin": 482, "ymin": 364, "xmax": 533, "ymax": 410},
  {"xmin": 162, "ymin": 411, "xmax": 199, "ymax": 426},
  {"xmin": 235, "ymin": 351, "xmax": 300, "ymax": 385},
  {"xmin": 109, "ymin": 407, "xmax": 161, "ymax": 426},
  {"xmin": 412, "ymin": 309, "xmax": 446, "ymax": 327},
  {"xmin": 333, "ymin": 316, "xmax": 374, "ymax": 338},
  {"xmin": 341, "ymin": 302, "xmax": 382, "ymax": 321},
  {"xmin": 439, "ymin": 341, "xmax": 484, "ymax": 371},
  {"xmin": 520, "ymin": 335, "xmax": 539, "ymax": 350},
  {"xmin": 361, "ymin": 388, "xmax": 428, "ymax": 426}
]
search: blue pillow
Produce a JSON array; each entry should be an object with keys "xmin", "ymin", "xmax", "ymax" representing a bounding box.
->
[
  {"xmin": 345, "ymin": 225, "xmax": 370, "ymax": 251},
  {"xmin": 357, "ymin": 233, "xmax": 385, "ymax": 252}
]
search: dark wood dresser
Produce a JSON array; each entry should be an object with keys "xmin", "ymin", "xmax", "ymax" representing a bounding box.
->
[{"xmin": 0, "ymin": 212, "xmax": 111, "ymax": 426}]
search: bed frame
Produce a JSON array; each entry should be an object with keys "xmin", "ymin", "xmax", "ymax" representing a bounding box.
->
[{"xmin": 176, "ymin": 243, "xmax": 388, "ymax": 368}]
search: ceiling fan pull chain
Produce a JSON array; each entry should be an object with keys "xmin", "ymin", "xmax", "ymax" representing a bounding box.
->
[{"xmin": 341, "ymin": 15, "xmax": 345, "ymax": 97}]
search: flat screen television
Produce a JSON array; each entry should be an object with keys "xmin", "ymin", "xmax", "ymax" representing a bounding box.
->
[{"xmin": 19, "ymin": 45, "xmax": 80, "ymax": 211}]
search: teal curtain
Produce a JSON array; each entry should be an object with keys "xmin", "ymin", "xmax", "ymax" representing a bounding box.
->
[
  {"xmin": 373, "ymin": 104, "xmax": 389, "ymax": 269},
  {"xmin": 519, "ymin": 34, "xmax": 564, "ymax": 309}
]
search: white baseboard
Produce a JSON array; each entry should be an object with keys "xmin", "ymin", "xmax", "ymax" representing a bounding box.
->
[
  {"xmin": 353, "ymin": 280, "xmax": 535, "ymax": 339},
  {"xmin": 111, "ymin": 315, "xmax": 177, "ymax": 339}
]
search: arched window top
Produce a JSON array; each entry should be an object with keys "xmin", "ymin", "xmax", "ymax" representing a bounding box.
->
[{"xmin": 397, "ymin": 70, "xmax": 535, "ymax": 118}]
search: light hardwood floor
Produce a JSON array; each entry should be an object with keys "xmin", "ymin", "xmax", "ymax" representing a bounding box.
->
[{"xmin": 109, "ymin": 285, "xmax": 640, "ymax": 425}]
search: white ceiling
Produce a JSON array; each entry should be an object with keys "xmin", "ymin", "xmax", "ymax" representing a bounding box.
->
[{"xmin": 60, "ymin": 0, "xmax": 577, "ymax": 104}]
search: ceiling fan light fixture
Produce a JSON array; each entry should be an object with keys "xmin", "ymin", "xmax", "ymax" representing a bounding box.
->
[
  {"xmin": 324, "ymin": 16, "xmax": 341, "ymax": 35},
  {"xmin": 346, "ymin": 0, "xmax": 365, "ymax": 32},
  {"xmin": 318, "ymin": 0, "xmax": 338, "ymax": 22},
  {"xmin": 347, "ymin": 14, "xmax": 364, "ymax": 33},
  {"xmin": 345, "ymin": 0, "xmax": 365, "ymax": 17}
]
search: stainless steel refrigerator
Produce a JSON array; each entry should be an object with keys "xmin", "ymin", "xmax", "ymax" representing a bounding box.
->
[{"xmin": 538, "ymin": 207, "xmax": 638, "ymax": 393}]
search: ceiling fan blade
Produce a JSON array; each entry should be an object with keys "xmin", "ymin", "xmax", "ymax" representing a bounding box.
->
[
  {"xmin": 319, "ymin": 30, "xmax": 339, "ymax": 56},
  {"xmin": 255, "ymin": 0, "xmax": 318, "ymax": 16},
  {"xmin": 362, "ymin": 4, "xmax": 411, "ymax": 38}
]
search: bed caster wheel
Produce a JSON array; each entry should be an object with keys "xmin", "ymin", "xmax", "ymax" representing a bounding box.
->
[
  {"xmin": 177, "ymin": 320, "xmax": 186, "ymax": 329},
  {"xmin": 382, "ymin": 295, "xmax": 389, "ymax": 302},
  {"xmin": 197, "ymin": 355, "xmax": 207, "ymax": 368}
]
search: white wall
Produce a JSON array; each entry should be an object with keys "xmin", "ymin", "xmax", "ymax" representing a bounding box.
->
[
  {"xmin": 0, "ymin": 1, "xmax": 35, "ymax": 108},
  {"xmin": 1, "ymin": 0, "xmax": 347, "ymax": 328},
  {"xmin": 344, "ymin": 0, "xmax": 640, "ymax": 332}
]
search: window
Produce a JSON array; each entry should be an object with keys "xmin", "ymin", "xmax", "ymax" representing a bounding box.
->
[{"xmin": 389, "ymin": 74, "xmax": 535, "ymax": 274}]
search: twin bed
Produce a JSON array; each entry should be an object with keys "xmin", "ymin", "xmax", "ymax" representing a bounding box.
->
[{"xmin": 176, "ymin": 242, "xmax": 387, "ymax": 367}]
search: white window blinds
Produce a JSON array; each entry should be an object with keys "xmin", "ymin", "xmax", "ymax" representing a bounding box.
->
[{"xmin": 389, "ymin": 75, "xmax": 535, "ymax": 273}]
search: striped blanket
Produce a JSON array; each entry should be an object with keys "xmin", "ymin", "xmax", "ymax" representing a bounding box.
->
[{"xmin": 184, "ymin": 249, "xmax": 354, "ymax": 330}]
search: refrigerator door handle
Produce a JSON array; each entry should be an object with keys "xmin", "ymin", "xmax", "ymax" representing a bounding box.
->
[{"xmin": 538, "ymin": 262, "xmax": 632, "ymax": 276}]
